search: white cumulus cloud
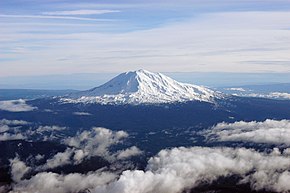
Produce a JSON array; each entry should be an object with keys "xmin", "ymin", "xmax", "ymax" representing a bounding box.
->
[
  {"xmin": 0, "ymin": 132, "xmax": 26, "ymax": 141},
  {"xmin": 0, "ymin": 125, "xmax": 9, "ymax": 132},
  {"xmin": 64, "ymin": 127, "xmax": 128, "ymax": 159},
  {"xmin": 36, "ymin": 125, "xmax": 67, "ymax": 133},
  {"xmin": 0, "ymin": 119, "xmax": 32, "ymax": 140},
  {"xmin": 9, "ymin": 156, "xmax": 31, "ymax": 182},
  {"xmin": 206, "ymin": 119, "xmax": 290, "ymax": 145},
  {"xmin": 0, "ymin": 99, "xmax": 37, "ymax": 112},
  {"xmin": 93, "ymin": 147, "xmax": 290, "ymax": 193},
  {"xmin": 10, "ymin": 171, "xmax": 116, "ymax": 193},
  {"xmin": 39, "ymin": 127, "xmax": 140, "ymax": 170},
  {"xmin": 39, "ymin": 148, "xmax": 74, "ymax": 170},
  {"xmin": 8, "ymin": 146, "xmax": 290, "ymax": 193},
  {"xmin": 116, "ymin": 146, "xmax": 143, "ymax": 160}
]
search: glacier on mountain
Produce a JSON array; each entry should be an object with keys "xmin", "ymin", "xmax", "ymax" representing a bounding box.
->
[{"xmin": 61, "ymin": 69, "xmax": 223, "ymax": 104}]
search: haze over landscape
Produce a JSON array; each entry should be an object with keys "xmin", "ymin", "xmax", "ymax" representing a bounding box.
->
[{"xmin": 1, "ymin": 1, "xmax": 290, "ymax": 193}]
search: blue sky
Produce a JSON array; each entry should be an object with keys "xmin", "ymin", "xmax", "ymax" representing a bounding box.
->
[{"xmin": 1, "ymin": 0, "xmax": 290, "ymax": 77}]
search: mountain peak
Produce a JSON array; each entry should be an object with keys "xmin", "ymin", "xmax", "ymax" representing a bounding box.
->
[
  {"xmin": 123, "ymin": 69, "xmax": 159, "ymax": 81},
  {"xmin": 65, "ymin": 70, "xmax": 223, "ymax": 104},
  {"xmin": 135, "ymin": 69, "xmax": 149, "ymax": 73},
  {"xmin": 123, "ymin": 69, "xmax": 150, "ymax": 75}
]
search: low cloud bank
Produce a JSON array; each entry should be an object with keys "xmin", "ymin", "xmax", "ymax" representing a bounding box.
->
[
  {"xmin": 0, "ymin": 132, "xmax": 26, "ymax": 141},
  {"xmin": 0, "ymin": 121, "xmax": 67, "ymax": 141},
  {"xmin": 10, "ymin": 170, "xmax": 116, "ymax": 193},
  {"xmin": 0, "ymin": 99, "xmax": 37, "ymax": 112},
  {"xmin": 0, "ymin": 119, "xmax": 30, "ymax": 125},
  {"xmin": 35, "ymin": 125, "xmax": 66, "ymax": 133},
  {"xmin": 239, "ymin": 92, "xmax": 290, "ymax": 99},
  {"xmin": 206, "ymin": 119, "xmax": 290, "ymax": 145},
  {"xmin": 72, "ymin": 111, "xmax": 92, "ymax": 116},
  {"xmin": 269, "ymin": 92, "xmax": 290, "ymax": 99},
  {"xmin": 8, "ymin": 146, "xmax": 290, "ymax": 193},
  {"xmin": 225, "ymin": 87, "xmax": 246, "ymax": 92},
  {"xmin": 93, "ymin": 147, "xmax": 290, "ymax": 193}
]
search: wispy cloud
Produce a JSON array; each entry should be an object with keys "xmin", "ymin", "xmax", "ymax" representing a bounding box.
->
[
  {"xmin": 42, "ymin": 9, "xmax": 120, "ymax": 16},
  {"xmin": 1, "ymin": 3, "xmax": 290, "ymax": 76},
  {"xmin": 1, "ymin": 11, "xmax": 290, "ymax": 76},
  {"xmin": 0, "ymin": 119, "xmax": 31, "ymax": 125},
  {"xmin": 0, "ymin": 14, "xmax": 114, "ymax": 22},
  {"xmin": 73, "ymin": 112, "xmax": 92, "ymax": 116}
]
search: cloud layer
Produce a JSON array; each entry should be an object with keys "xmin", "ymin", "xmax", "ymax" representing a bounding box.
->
[
  {"xmin": 206, "ymin": 119, "xmax": 290, "ymax": 145},
  {"xmin": 9, "ymin": 146, "xmax": 290, "ymax": 193}
]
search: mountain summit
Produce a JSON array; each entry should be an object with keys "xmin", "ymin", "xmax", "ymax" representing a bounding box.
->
[{"xmin": 64, "ymin": 69, "xmax": 222, "ymax": 104}]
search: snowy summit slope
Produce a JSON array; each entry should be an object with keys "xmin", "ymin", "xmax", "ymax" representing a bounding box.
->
[{"xmin": 62, "ymin": 69, "xmax": 223, "ymax": 104}]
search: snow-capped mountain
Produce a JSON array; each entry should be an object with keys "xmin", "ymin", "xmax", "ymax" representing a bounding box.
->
[{"xmin": 62, "ymin": 69, "xmax": 223, "ymax": 104}]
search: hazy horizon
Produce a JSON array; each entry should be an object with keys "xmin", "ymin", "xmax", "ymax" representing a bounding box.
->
[{"xmin": 1, "ymin": 71, "xmax": 290, "ymax": 90}]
